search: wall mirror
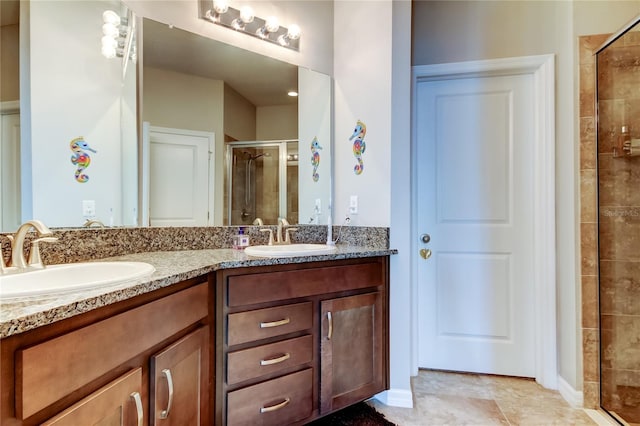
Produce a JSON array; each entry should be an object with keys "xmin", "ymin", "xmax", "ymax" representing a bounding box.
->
[
  {"xmin": 141, "ymin": 18, "xmax": 332, "ymax": 227},
  {"xmin": 0, "ymin": 0, "xmax": 332, "ymax": 232},
  {"xmin": 1, "ymin": 0, "xmax": 138, "ymax": 232}
]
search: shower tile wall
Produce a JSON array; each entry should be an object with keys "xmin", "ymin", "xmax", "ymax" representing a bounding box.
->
[
  {"xmin": 580, "ymin": 33, "xmax": 609, "ymax": 410},
  {"xmin": 581, "ymin": 30, "xmax": 640, "ymax": 422}
]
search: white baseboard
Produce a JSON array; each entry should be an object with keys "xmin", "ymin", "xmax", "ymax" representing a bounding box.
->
[
  {"xmin": 558, "ymin": 375, "xmax": 583, "ymax": 408},
  {"xmin": 373, "ymin": 389, "xmax": 414, "ymax": 408}
]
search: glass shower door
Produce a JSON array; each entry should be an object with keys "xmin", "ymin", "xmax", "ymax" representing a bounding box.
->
[
  {"xmin": 227, "ymin": 144, "xmax": 280, "ymax": 226},
  {"xmin": 596, "ymin": 16, "xmax": 640, "ymax": 425}
]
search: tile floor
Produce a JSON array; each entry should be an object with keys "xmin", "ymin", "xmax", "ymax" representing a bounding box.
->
[{"xmin": 368, "ymin": 370, "xmax": 600, "ymax": 425}]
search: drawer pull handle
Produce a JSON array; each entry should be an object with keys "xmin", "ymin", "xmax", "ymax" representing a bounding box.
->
[
  {"xmin": 160, "ymin": 368, "xmax": 174, "ymax": 419},
  {"xmin": 130, "ymin": 391, "xmax": 143, "ymax": 426},
  {"xmin": 260, "ymin": 353, "xmax": 291, "ymax": 366},
  {"xmin": 260, "ymin": 397, "xmax": 291, "ymax": 414},
  {"xmin": 327, "ymin": 311, "xmax": 333, "ymax": 340},
  {"xmin": 260, "ymin": 318, "xmax": 291, "ymax": 328}
]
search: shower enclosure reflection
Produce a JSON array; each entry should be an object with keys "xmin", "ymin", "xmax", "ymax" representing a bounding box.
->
[{"xmin": 226, "ymin": 140, "xmax": 299, "ymax": 225}]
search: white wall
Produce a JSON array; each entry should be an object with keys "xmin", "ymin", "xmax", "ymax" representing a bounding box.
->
[
  {"xmin": 333, "ymin": 1, "xmax": 392, "ymax": 227},
  {"xmin": 224, "ymin": 84, "xmax": 256, "ymax": 142},
  {"xmin": 29, "ymin": 0, "xmax": 124, "ymax": 227},
  {"xmin": 256, "ymin": 104, "xmax": 297, "ymax": 140}
]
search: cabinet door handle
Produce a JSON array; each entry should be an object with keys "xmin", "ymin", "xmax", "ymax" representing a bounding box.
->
[
  {"xmin": 260, "ymin": 397, "xmax": 291, "ymax": 413},
  {"xmin": 260, "ymin": 318, "xmax": 290, "ymax": 328},
  {"xmin": 327, "ymin": 311, "xmax": 333, "ymax": 340},
  {"xmin": 160, "ymin": 368, "xmax": 174, "ymax": 419},
  {"xmin": 130, "ymin": 391, "xmax": 143, "ymax": 426},
  {"xmin": 260, "ymin": 353, "xmax": 291, "ymax": 366}
]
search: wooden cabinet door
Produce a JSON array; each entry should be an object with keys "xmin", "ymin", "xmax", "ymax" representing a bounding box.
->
[
  {"xmin": 150, "ymin": 326, "xmax": 209, "ymax": 426},
  {"xmin": 42, "ymin": 368, "xmax": 144, "ymax": 426},
  {"xmin": 319, "ymin": 292, "xmax": 385, "ymax": 414}
]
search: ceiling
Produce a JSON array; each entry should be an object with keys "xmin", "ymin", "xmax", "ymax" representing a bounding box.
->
[{"xmin": 143, "ymin": 18, "xmax": 298, "ymax": 107}]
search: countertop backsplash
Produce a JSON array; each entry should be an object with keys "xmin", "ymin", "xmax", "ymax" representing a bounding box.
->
[{"xmin": 1, "ymin": 225, "xmax": 389, "ymax": 265}]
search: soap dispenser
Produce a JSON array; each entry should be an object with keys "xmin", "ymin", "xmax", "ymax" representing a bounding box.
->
[{"xmin": 233, "ymin": 227, "xmax": 250, "ymax": 250}]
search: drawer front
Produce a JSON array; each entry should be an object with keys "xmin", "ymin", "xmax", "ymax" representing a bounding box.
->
[
  {"xmin": 227, "ymin": 335, "xmax": 313, "ymax": 385},
  {"xmin": 227, "ymin": 261, "xmax": 383, "ymax": 307},
  {"xmin": 227, "ymin": 302, "xmax": 312, "ymax": 346},
  {"xmin": 227, "ymin": 368, "xmax": 312, "ymax": 426},
  {"xmin": 16, "ymin": 282, "xmax": 209, "ymax": 420}
]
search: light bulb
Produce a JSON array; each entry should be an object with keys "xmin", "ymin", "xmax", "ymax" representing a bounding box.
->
[
  {"xmin": 265, "ymin": 16, "xmax": 279, "ymax": 33},
  {"xmin": 213, "ymin": 0, "xmax": 229, "ymax": 14},
  {"xmin": 101, "ymin": 45, "xmax": 117, "ymax": 58},
  {"xmin": 102, "ymin": 23, "xmax": 119, "ymax": 37},
  {"xmin": 101, "ymin": 35, "xmax": 118, "ymax": 49},
  {"xmin": 239, "ymin": 6, "xmax": 254, "ymax": 23},
  {"xmin": 102, "ymin": 10, "xmax": 120, "ymax": 25},
  {"xmin": 287, "ymin": 24, "xmax": 301, "ymax": 40}
]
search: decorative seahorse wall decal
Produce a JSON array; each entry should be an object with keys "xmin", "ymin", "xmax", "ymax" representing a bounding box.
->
[
  {"xmin": 310, "ymin": 137, "xmax": 323, "ymax": 182},
  {"xmin": 349, "ymin": 120, "xmax": 367, "ymax": 175},
  {"xmin": 70, "ymin": 137, "xmax": 97, "ymax": 183}
]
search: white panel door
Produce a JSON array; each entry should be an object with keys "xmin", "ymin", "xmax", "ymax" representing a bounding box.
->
[
  {"xmin": 416, "ymin": 73, "xmax": 535, "ymax": 377},
  {"xmin": 148, "ymin": 127, "xmax": 214, "ymax": 227}
]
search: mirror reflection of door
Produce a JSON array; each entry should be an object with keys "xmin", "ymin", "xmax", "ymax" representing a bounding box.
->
[
  {"xmin": 145, "ymin": 126, "xmax": 215, "ymax": 227},
  {"xmin": 225, "ymin": 141, "xmax": 298, "ymax": 226}
]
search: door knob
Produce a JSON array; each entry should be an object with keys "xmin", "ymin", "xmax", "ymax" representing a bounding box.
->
[
  {"xmin": 421, "ymin": 234, "xmax": 431, "ymax": 244},
  {"xmin": 419, "ymin": 248, "xmax": 432, "ymax": 260}
]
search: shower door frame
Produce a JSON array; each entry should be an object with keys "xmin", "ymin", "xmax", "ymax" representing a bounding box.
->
[{"xmin": 225, "ymin": 140, "xmax": 297, "ymax": 226}]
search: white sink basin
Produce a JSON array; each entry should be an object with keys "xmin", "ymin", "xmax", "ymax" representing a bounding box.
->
[
  {"xmin": 244, "ymin": 243, "xmax": 337, "ymax": 258},
  {"xmin": 0, "ymin": 261, "xmax": 155, "ymax": 301}
]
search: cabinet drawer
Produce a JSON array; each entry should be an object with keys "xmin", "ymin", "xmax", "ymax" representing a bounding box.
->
[
  {"xmin": 16, "ymin": 283, "xmax": 209, "ymax": 420},
  {"xmin": 42, "ymin": 368, "xmax": 143, "ymax": 426},
  {"xmin": 227, "ymin": 368, "xmax": 312, "ymax": 426},
  {"xmin": 227, "ymin": 335, "xmax": 312, "ymax": 385},
  {"xmin": 227, "ymin": 262, "xmax": 383, "ymax": 307},
  {"xmin": 228, "ymin": 302, "xmax": 312, "ymax": 346}
]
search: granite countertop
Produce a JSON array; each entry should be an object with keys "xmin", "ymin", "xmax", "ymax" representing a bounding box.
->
[{"xmin": 0, "ymin": 245, "xmax": 396, "ymax": 339}]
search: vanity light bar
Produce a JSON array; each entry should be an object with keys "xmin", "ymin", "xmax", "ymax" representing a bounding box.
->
[{"xmin": 198, "ymin": 0, "xmax": 300, "ymax": 51}]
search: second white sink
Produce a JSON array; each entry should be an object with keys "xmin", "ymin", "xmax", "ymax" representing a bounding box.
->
[
  {"xmin": 0, "ymin": 261, "xmax": 156, "ymax": 301},
  {"xmin": 244, "ymin": 243, "xmax": 337, "ymax": 258}
]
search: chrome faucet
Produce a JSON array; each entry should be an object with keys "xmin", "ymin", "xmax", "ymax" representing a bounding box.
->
[
  {"xmin": 276, "ymin": 217, "xmax": 289, "ymax": 244},
  {"xmin": 259, "ymin": 218, "xmax": 298, "ymax": 245},
  {"xmin": 9, "ymin": 220, "xmax": 58, "ymax": 271},
  {"xmin": 252, "ymin": 218, "xmax": 264, "ymax": 226},
  {"xmin": 277, "ymin": 217, "xmax": 298, "ymax": 244}
]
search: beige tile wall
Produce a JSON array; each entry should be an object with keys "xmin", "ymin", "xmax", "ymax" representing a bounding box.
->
[{"xmin": 579, "ymin": 33, "xmax": 609, "ymax": 410}]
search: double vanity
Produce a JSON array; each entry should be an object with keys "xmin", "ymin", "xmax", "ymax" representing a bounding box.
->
[{"xmin": 0, "ymin": 225, "xmax": 393, "ymax": 425}]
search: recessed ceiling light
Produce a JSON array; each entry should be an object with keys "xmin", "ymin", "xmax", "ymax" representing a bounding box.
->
[{"xmin": 287, "ymin": 91, "xmax": 298, "ymax": 97}]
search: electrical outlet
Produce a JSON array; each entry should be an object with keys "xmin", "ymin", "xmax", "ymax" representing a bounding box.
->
[
  {"xmin": 315, "ymin": 198, "xmax": 322, "ymax": 214},
  {"xmin": 82, "ymin": 200, "xmax": 96, "ymax": 218},
  {"xmin": 349, "ymin": 195, "xmax": 358, "ymax": 214}
]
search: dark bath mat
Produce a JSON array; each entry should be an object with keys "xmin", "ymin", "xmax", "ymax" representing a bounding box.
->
[{"xmin": 307, "ymin": 402, "xmax": 396, "ymax": 426}]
